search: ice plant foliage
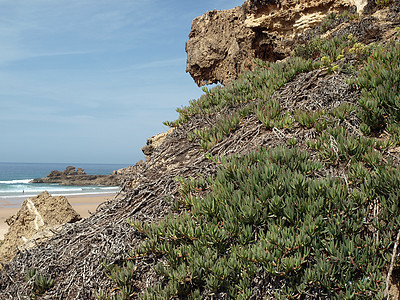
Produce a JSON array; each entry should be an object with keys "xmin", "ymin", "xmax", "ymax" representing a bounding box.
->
[{"xmin": 131, "ymin": 147, "xmax": 400, "ymax": 299}]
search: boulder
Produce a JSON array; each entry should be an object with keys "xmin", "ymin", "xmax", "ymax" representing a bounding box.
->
[
  {"xmin": 0, "ymin": 191, "xmax": 81, "ymax": 264},
  {"xmin": 186, "ymin": 0, "xmax": 372, "ymax": 86}
]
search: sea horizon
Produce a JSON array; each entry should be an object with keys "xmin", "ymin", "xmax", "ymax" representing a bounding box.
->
[{"xmin": 0, "ymin": 162, "xmax": 129, "ymax": 207}]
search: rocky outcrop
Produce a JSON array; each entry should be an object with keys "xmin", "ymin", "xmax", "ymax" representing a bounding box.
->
[
  {"xmin": 186, "ymin": 0, "xmax": 372, "ymax": 86},
  {"xmin": 112, "ymin": 165, "xmax": 139, "ymax": 176},
  {"xmin": 142, "ymin": 128, "xmax": 175, "ymax": 161},
  {"xmin": 0, "ymin": 191, "xmax": 81, "ymax": 264},
  {"xmin": 185, "ymin": 6, "xmax": 255, "ymax": 87},
  {"xmin": 31, "ymin": 166, "xmax": 120, "ymax": 186}
]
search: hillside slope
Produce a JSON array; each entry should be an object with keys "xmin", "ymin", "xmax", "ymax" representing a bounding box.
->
[{"xmin": 1, "ymin": 1, "xmax": 400, "ymax": 299}]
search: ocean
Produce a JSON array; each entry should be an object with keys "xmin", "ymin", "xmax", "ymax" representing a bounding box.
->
[{"xmin": 0, "ymin": 162, "xmax": 128, "ymax": 207}]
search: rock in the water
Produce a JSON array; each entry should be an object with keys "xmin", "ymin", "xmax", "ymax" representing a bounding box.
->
[
  {"xmin": 64, "ymin": 166, "xmax": 86, "ymax": 176},
  {"xmin": 186, "ymin": 0, "xmax": 371, "ymax": 86},
  {"xmin": 0, "ymin": 191, "xmax": 81, "ymax": 264},
  {"xmin": 31, "ymin": 166, "xmax": 120, "ymax": 186}
]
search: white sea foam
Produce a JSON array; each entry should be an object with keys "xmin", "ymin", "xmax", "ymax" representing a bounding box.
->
[
  {"xmin": 52, "ymin": 191, "xmax": 118, "ymax": 196},
  {"xmin": 0, "ymin": 184, "xmax": 119, "ymax": 198},
  {"xmin": 0, "ymin": 189, "xmax": 119, "ymax": 200},
  {"xmin": 82, "ymin": 186, "xmax": 118, "ymax": 190},
  {"xmin": 23, "ymin": 188, "xmax": 84, "ymax": 193},
  {"xmin": 1, "ymin": 186, "xmax": 118, "ymax": 194},
  {"xmin": 0, "ymin": 179, "xmax": 33, "ymax": 184}
]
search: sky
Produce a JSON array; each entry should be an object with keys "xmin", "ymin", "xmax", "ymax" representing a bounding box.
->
[{"xmin": 0, "ymin": 0, "xmax": 244, "ymax": 164}]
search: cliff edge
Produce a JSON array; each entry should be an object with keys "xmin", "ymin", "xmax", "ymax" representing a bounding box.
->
[{"xmin": 186, "ymin": 0, "xmax": 374, "ymax": 86}]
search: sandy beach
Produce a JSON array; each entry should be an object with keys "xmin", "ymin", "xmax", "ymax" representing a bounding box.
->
[{"xmin": 0, "ymin": 193, "xmax": 115, "ymax": 240}]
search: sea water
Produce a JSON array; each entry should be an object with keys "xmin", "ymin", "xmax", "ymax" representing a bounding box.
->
[{"xmin": 0, "ymin": 162, "xmax": 128, "ymax": 207}]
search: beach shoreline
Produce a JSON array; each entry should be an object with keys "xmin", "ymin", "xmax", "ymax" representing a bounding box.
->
[{"xmin": 0, "ymin": 193, "xmax": 115, "ymax": 240}]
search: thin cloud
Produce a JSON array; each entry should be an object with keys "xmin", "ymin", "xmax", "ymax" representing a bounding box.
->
[
  {"xmin": 136, "ymin": 58, "xmax": 186, "ymax": 70},
  {"xmin": 110, "ymin": 57, "xmax": 186, "ymax": 73},
  {"xmin": 0, "ymin": 108, "xmax": 96, "ymax": 124},
  {"xmin": 0, "ymin": 0, "xmax": 158, "ymax": 66},
  {"xmin": 0, "ymin": 0, "xmax": 218, "ymax": 163}
]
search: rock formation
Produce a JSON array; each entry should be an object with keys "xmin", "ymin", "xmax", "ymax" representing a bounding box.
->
[
  {"xmin": 0, "ymin": 191, "xmax": 81, "ymax": 264},
  {"xmin": 185, "ymin": 6, "xmax": 254, "ymax": 87},
  {"xmin": 31, "ymin": 166, "xmax": 120, "ymax": 186},
  {"xmin": 142, "ymin": 128, "xmax": 175, "ymax": 161},
  {"xmin": 186, "ymin": 0, "xmax": 373, "ymax": 86}
]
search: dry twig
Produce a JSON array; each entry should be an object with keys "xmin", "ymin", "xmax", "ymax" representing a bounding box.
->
[{"xmin": 385, "ymin": 228, "xmax": 400, "ymax": 299}]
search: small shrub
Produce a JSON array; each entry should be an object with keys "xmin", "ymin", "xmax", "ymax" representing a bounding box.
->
[
  {"xmin": 320, "ymin": 12, "xmax": 337, "ymax": 33},
  {"xmin": 255, "ymin": 100, "xmax": 294, "ymax": 130},
  {"xmin": 294, "ymin": 38, "xmax": 324, "ymax": 59},
  {"xmin": 348, "ymin": 161, "xmax": 369, "ymax": 183},
  {"xmin": 363, "ymin": 149, "xmax": 383, "ymax": 168},
  {"xmin": 375, "ymin": 0, "xmax": 391, "ymax": 7},
  {"xmin": 189, "ymin": 113, "xmax": 241, "ymax": 151},
  {"xmin": 287, "ymin": 137, "xmax": 297, "ymax": 146},
  {"xmin": 99, "ymin": 260, "xmax": 137, "ymax": 300},
  {"xmin": 34, "ymin": 275, "xmax": 55, "ymax": 296},
  {"xmin": 310, "ymin": 126, "xmax": 377, "ymax": 164},
  {"xmin": 375, "ymin": 137, "xmax": 396, "ymax": 150},
  {"xmin": 360, "ymin": 123, "xmax": 371, "ymax": 135},
  {"xmin": 330, "ymin": 103, "xmax": 354, "ymax": 121},
  {"xmin": 315, "ymin": 119, "xmax": 328, "ymax": 132},
  {"xmin": 26, "ymin": 268, "xmax": 55, "ymax": 297},
  {"xmin": 294, "ymin": 110, "xmax": 325, "ymax": 128}
]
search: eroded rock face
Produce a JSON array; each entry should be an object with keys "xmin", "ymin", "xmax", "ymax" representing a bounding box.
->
[
  {"xmin": 0, "ymin": 191, "xmax": 81, "ymax": 264},
  {"xmin": 186, "ymin": 0, "xmax": 371, "ymax": 86},
  {"xmin": 186, "ymin": 7, "xmax": 255, "ymax": 86},
  {"xmin": 142, "ymin": 128, "xmax": 175, "ymax": 161}
]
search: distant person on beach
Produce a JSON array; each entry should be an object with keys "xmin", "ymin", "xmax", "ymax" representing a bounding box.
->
[{"xmin": 22, "ymin": 190, "xmax": 24, "ymax": 194}]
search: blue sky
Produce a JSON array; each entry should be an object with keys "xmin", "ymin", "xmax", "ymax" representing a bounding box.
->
[{"xmin": 0, "ymin": 0, "xmax": 243, "ymax": 164}]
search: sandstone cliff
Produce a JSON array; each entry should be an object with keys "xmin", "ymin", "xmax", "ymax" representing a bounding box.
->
[{"xmin": 186, "ymin": 0, "xmax": 374, "ymax": 86}]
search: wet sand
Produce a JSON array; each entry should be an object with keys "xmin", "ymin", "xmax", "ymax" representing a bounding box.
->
[{"xmin": 0, "ymin": 193, "xmax": 115, "ymax": 240}]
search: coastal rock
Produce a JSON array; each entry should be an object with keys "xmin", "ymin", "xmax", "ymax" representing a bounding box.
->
[
  {"xmin": 186, "ymin": 0, "xmax": 372, "ymax": 86},
  {"xmin": 113, "ymin": 161, "xmax": 145, "ymax": 177},
  {"xmin": 142, "ymin": 128, "xmax": 175, "ymax": 161},
  {"xmin": 31, "ymin": 166, "xmax": 120, "ymax": 186},
  {"xmin": 0, "ymin": 191, "xmax": 81, "ymax": 264},
  {"xmin": 64, "ymin": 166, "xmax": 86, "ymax": 176},
  {"xmin": 2, "ymin": 1, "xmax": 400, "ymax": 298}
]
